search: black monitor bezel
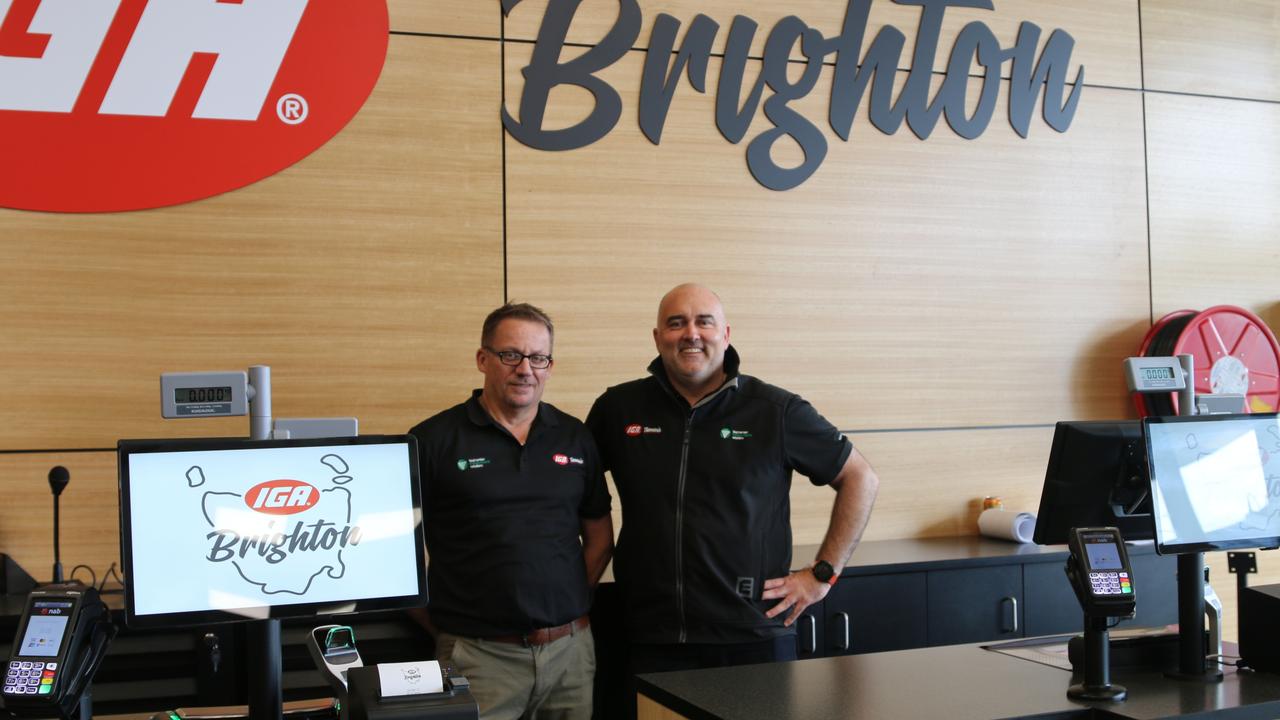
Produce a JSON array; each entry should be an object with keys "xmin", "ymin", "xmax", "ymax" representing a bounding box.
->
[
  {"xmin": 117, "ymin": 434, "xmax": 427, "ymax": 629},
  {"xmin": 1143, "ymin": 413, "xmax": 1280, "ymax": 555}
]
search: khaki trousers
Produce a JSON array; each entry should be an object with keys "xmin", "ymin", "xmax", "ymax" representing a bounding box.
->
[{"xmin": 436, "ymin": 627, "xmax": 595, "ymax": 720}]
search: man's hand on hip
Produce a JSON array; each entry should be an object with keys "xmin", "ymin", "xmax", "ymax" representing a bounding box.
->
[{"xmin": 761, "ymin": 569, "xmax": 832, "ymax": 626}]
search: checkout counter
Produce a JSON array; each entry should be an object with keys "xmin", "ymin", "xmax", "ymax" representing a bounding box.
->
[{"xmin": 635, "ymin": 642, "xmax": 1280, "ymax": 720}]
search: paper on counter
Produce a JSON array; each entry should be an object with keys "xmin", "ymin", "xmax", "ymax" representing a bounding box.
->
[
  {"xmin": 378, "ymin": 660, "xmax": 445, "ymax": 697},
  {"xmin": 978, "ymin": 508, "xmax": 1037, "ymax": 543}
]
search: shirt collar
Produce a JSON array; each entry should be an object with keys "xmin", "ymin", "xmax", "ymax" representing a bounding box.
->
[{"xmin": 464, "ymin": 389, "xmax": 559, "ymax": 430}]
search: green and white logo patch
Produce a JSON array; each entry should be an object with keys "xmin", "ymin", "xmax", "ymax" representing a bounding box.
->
[
  {"xmin": 720, "ymin": 427, "xmax": 752, "ymax": 441},
  {"xmin": 456, "ymin": 458, "xmax": 491, "ymax": 471}
]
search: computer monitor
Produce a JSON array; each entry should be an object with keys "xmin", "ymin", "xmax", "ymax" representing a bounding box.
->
[
  {"xmin": 1144, "ymin": 413, "xmax": 1280, "ymax": 554},
  {"xmin": 117, "ymin": 434, "xmax": 427, "ymax": 629},
  {"xmin": 1033, "ymin": 420, "xmax": 1154, "ymax": 545}
]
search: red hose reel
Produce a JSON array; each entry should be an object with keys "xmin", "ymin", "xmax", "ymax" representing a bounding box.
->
[{"xmin": 1134, "ymin": 306, "xmax": 1280, "ymax": 417}]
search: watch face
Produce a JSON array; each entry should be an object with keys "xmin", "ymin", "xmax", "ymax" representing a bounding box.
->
[{"xmin": 812, "ymin": 561, "xmax": 834, "ymax": 583}]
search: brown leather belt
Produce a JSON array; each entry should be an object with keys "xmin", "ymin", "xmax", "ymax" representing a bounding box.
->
[{"xmin": 488, "ymin": 616, "xmax": 590, "ymax": 647}]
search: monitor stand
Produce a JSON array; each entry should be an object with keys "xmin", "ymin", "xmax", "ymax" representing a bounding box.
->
[
  {"xmin": 1167, "ymin": 553, "xmax": 1223, "ymax": 682},
  {"xmin": 247, "ymin": 619, "xmax": 284, "ymax": 719}
]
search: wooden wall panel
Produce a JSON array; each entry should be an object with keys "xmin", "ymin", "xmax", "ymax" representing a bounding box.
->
[
  {"xmin": 1142, "ymin": 0, "xmax": 1280, "ymax": 101},
  {"xmin": 392, "ymin": 0, "xmax": 497, "ymax": 38},
  {"xmin": 503, "ymin": 0, "xmax": 1139, "ymax": 88},
  {"xmin": 1146, "ymin": 93, "xmax": 1280, "ymax": 329},
  {"xmin": 0, "ymin": 452, "xmax": 120, "ymax": 585},
  {"xmin": 505, "ymin": 46, "xmax": 1149, "ymax": 431},
  {"xmin": 0, "ymin": 36, "xmax": 504, "ymax": 450},
  {"xmin": 790, "ymin": 427, "xmax": 1055, "ymax": 543}
]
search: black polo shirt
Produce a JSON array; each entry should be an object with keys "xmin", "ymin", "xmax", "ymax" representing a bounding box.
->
[
  {"xmin": 586, "ymin": 347, "xmax": 853, "ymax": 644},
  {"xmin": 409, "ymin": 390, "xmax": 611, "ymax": 638}
]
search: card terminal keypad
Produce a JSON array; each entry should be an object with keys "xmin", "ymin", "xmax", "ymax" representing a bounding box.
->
[
  {"xmin": 1089, "ymin": 571, "xmax": 1132, "ymax": 596},
  {"xmin": 3, "ymin": 660, "xmax": 57, "ymax": 696}
]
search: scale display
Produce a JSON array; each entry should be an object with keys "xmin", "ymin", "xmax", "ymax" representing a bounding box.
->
[
  {"xmin": 161, "ymin": 372, "xmax": 249, "ymax": 418},
  {"xmin": 174, "ymin": 387, "xmax": 234, "ymax": 405},
  {"xmin": 1124, "ymin": 356, "xmax": 1186, "ymax": 393}
]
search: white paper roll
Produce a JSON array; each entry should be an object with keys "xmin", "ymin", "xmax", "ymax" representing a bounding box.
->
[
  {"xmin": 978, "ymin": 508, "xmax": 1037, "ymax": 543},
  {"xmin": 378, "ymin": 659, "xmax": 445, "ymax": 697}
]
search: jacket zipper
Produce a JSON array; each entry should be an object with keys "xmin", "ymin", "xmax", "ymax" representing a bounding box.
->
[{"xmin": 676, "ymin": 413, "xmax": 692, "ymax": 643}]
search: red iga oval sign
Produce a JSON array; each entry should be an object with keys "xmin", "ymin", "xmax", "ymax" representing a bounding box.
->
[
  {"xmin": 0, "ymin": 0, "xmax": 389, "ymax": 212},
  {"xmin": 245, "ymin": 479, "xmax": 319, "ymax": 515}
]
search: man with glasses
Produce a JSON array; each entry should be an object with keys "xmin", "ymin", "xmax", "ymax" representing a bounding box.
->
[
  {"xmin": 409, "ymin": 302, "xmax": 613, "ymax": 719},
  {"xmin": 587, "ymin": 283, "xmax": 879, "ymax": 680}
]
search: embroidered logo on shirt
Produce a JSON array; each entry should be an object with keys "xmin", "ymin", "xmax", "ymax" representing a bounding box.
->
[
  {"xmin": 720, "ymin": 428, "xmax": 752, "ymax": 440},
  {"xmin": 456, "ymin": 458, "xmax": 490, "ymax": 471},
  {"xmin": 553, "ymin": 454, "xmax": 585, "ymax": 465},
  {"xmin": 625, "ymin": 423, "xmax": 662, "ymax": 437}
]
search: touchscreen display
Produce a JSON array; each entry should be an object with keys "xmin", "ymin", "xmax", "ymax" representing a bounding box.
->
[
  {"xmin": 19, "ymin": 601, "xmax": 74, "ymax": 657},
  {"xmin": 124, "ymin": 440, "xmax": 422, "ymax": 620},
  {"xmin": 1083, "ymin": 537, "xmax": 1122, "ymax": 570},
  {"xmin": 1147, "ymin": 415, "xmax": 1280, "ymax": 551}
]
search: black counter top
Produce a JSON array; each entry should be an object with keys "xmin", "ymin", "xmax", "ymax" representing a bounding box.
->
[
  {"xmin": 801, "ymin": 536, "xmax": 1159, "ymax": 574},
  {"xmin": 638, "ymin": 642, "xmax": 1280, "ymax": 720}
]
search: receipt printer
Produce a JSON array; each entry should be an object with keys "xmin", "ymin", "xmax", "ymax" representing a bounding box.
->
[{"xmin": 345, "ymin": 665, "xmax": 476, "ymax": 720}]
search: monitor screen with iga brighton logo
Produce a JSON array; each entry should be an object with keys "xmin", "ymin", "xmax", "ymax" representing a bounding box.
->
[{"xmin": 117, "ymin": 435, "xmax": 426, "ymax": 628}]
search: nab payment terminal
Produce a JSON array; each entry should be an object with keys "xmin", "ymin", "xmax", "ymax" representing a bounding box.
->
[
  {"xmin": 3, "ymin": 584, "xmax": 114, "ymax": 719},
  {"xmin": 1067, "ymin": 528, "xmax": 1137, "ymax": 617},
  {"xmin": 1064, "ymin": 527, "xmax": 1136, "ymax": 702}
]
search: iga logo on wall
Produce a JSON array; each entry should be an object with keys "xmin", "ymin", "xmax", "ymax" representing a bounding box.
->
[{"xmin": 0, "ymin": 0, "xmax": 389, "ymax": 212}]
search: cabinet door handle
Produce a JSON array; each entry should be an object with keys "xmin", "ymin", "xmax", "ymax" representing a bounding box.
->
[
  {"xmin": 1001, "ymin": 596, "xmax": 1019, "ymax": 634},
  {"xmin": 835, "ymin": 612, "xmax": 850, "ymax": 651},
  {"xmin": 799, "ymin": 614, "xmax": 817, "ymax": 653}
]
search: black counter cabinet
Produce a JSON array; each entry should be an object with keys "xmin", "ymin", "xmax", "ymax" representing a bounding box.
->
[{"xmin": 798, "ymin": 537, "xmax": 1177, "ymax": 658}]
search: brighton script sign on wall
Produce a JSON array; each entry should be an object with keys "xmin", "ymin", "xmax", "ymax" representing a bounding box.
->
[{"xmin": 502, "ymin": 0, "xmax": 1084, "ymax": 191}]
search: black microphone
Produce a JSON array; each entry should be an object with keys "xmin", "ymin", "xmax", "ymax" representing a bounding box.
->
[
  {"xmin": 49, "ymin": 465, "xmax": 70, "ymax": 497},
  {"xmin": 48, "ymin": 466, "xmax": 69, "ymax": 584}
]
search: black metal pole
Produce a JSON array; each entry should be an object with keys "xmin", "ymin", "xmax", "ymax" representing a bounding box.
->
[
  {"xmin": 52, "ymin": 494, "xmax": 63, "ymax": 584},
  {"xmin": 1085, "ymin": 615, "xmax": 1109, "ymax": 688},
  {"xmin": 247, "ymin": 618, "xmax": 283, "ymax": 720},
  {"xmin": 1068, "ymin": 614, "xmax": 1126, "ymax": 701},
  {"xmin": 1177, "ymin": 553, "xmax": 1205, "ymax": 676}
]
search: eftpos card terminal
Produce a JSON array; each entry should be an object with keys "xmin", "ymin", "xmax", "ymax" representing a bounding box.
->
[
  {"xmin": 1067, "ymin": 527, "xmax": 1136, "ymax": 618},
  {"xmin": 4, "ymin": 587, "xmax": 95, "ymax": 703}
]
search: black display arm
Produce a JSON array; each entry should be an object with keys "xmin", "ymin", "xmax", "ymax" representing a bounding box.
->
[{"xmin": 247, "ymin": 619, "xmax": 283, "ymax": 720}]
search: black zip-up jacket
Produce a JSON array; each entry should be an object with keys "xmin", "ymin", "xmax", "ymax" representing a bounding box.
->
[{"xmin": 586, "ymin": 346, "xmax": 853, "ymax": 644}]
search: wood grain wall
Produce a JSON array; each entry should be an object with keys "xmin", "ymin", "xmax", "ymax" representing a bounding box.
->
[{"xmin": 1, "ymin": 0, "xmax": 1278, "ymax": 640}]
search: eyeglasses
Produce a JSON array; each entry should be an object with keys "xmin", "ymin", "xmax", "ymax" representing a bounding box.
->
[{"xmin": 484, "ymin": 347, "xmax": 552, "ymax": 369}]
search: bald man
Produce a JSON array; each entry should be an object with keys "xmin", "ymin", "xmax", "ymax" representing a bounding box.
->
[{"xmin": 586, "ymin": 283, "xmax": 879, "ymax": 679}]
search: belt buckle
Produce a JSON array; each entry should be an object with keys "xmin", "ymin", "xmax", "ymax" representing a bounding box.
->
[{"xmin": 521, "ymin": 632, "xmax": 533, "ymax": 648}]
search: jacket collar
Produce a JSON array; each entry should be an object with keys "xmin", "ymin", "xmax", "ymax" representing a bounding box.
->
[{"xmin": 647, "ymin": 345, "xmax": 741, "ymax": 409}]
